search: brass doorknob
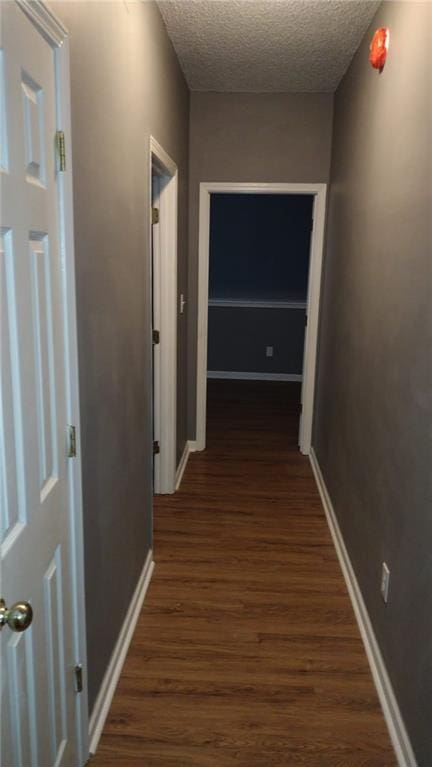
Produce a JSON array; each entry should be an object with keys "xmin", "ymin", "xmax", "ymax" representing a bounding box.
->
[{"xmin": 0, "ymin": 598, "xmax": 33, "ymax": 633}]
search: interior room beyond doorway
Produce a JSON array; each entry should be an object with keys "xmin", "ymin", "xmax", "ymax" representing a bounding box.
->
[
  {"xmin": 206, "ymin": 192, "xmax": 314, "ymax": 446},
  {"xmin": 196, "ymin": 182, "xmax": 327, "ymax": 456}
]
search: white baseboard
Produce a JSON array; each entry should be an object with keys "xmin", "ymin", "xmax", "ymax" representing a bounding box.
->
[
  {"xmin": 207, "ymin": 371, "xmax": 302, "ymax": 382},
  {"xmin": 88, "ymin": 550, "xmax": 155, "ymax": 755},
  {"xmin": 175, "ymin": 440, "xmax": 194, "ymax": 490},
  {"xmin": 309, "ymin": 449, "xmax": 417, "ymax": 767}
]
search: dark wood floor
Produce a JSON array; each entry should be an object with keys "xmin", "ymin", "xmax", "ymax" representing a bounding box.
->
[{"xmin": 92, "ymin": 380, "xmax": 395, "ymax": 766}]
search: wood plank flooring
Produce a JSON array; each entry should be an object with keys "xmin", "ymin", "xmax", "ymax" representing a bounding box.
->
[{"xmin": 91, "ymin": 380, "xmax": 395, "ymax": 766}]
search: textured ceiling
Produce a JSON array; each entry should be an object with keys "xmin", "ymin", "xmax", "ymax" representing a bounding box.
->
[{"xmin": 157, "ymin": 0, "xmax": 380, "ymax": 92}]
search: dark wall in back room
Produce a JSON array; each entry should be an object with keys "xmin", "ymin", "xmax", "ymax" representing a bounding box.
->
[
  {"xmin": 208, "ymin": 194, "xmax": 312, "ymax": 376},
  {"xmin": 209, "ymin": 194, "xmax": 313, "ymax": 301},
  {"xmin": 207, "ymin": 306, "xmax": 306, "ymax": 376}
]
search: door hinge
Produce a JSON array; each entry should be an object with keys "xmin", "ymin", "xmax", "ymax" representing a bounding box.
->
[
  {"xmin": 56, "ymin": 130, "xmax": 66, "ymax": 172},
  {"xmin": 74, "ymin": 663, "xmax": 83, "ymax": 693},
  {"xmin": 68, "ymin": 425, "xmax": 77, "ymax": 458},
  {"xmin": 153, "ymin": 440, "xmax": 160, "ymax": 455},
  {"xmin": 152, "ymin": 207, "xmax": 160, "ymax": 225},
  {"xmin": 152, "ymin": 329, "xmax": 160, "ymax": 345}
]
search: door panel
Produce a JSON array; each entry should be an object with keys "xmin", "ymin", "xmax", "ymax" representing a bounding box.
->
[
  {"xmin": 0, "ymin": 49, "xmax": 8, "ymax": 173},
  {"xmin": 30, "ymin": 234, "xmax": 58, "ymax": 499},
  {"xmin": 1, "ymin": 229, "xmax": 22, "ymax": 543},
  {"xmin": 7, "ymin": 629, "xmax": 37, "ymax": 767},
  {"xmin": 43, "ymin": 546, "xmax": 67, "ymax": 765},
  {"xmin": 1, "ymin": 5, "xmax": 79, "ymax": 766}
]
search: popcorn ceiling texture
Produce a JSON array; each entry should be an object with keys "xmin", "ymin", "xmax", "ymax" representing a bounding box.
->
[{"xmin": 158, "ymin": 0, "xmax": 380, "ymax": 92}]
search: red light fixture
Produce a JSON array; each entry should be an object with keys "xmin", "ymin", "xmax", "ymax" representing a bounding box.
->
[{"xmin": 369, "ymin": 27, "xmax": 390, "ymax": 72}]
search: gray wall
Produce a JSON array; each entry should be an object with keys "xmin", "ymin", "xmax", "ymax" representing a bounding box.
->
[
  {"xmin": 314, "ymin": 3, "xmax": 432, "ymax": 764},
  {"xmin": 208, "ymin": 306, "xmax": 306, "ymax": 375},
  {"xmin": 188, "ymin": 92, "xmax": 334, "ymax": 435},
  {"xmin": 51, "ymin": 1, "xmax": 189, "ymax": 712}
]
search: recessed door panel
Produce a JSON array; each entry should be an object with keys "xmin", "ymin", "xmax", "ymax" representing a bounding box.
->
[
  {"xmin": 29, "ymin": 234, "xmax": 58, "ymax": 500},
  {"xmin": 7, "ymin": 630, "xmax": 38, "ymax": 767},
  {"xmin": 0, "ymin": 229, "xmax": 24, "ymax": 546},
  {"xmin": 44, "ymin": 547, "xmax": 67, "ymax": 766},
  {"xmin": 0, "ymin": 49, "xmax": 8, "ymax": 172},
  {"xmin": 22, "ymin": 70, "xmax": 45, "ymax": 186}
]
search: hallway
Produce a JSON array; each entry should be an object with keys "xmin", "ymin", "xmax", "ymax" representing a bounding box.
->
[{"xmin": 92, "ymin": 381, "xmax": 395, "ymax": 766}]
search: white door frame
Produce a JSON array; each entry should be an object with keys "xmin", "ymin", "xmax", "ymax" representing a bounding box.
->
[
  {"xmin": 149, "ymin": 137, "xmax": 178, "ymax": 493},
  {"xmin": 15, "ymin": 1, "xmax": 89, "ymax": 763},
  {"xmin": 195, "ymin": 181, "xmax": 327, "ymax": 455}
]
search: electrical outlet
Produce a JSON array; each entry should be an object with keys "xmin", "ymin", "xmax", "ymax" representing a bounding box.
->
[
  {"xmin": 266, "ymin": 346, "xmax": 273, "ymax": 358},
  {"xmin": 381, "ymin": 562, "xmax": 390, "ymax": 603}
]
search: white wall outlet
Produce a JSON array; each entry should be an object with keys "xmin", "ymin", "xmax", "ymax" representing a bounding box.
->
[
  {"xmin": 381, "ymin": 562, "xmax": 390, "ymax": 603},
  {"xmin": 266, "ymin": 346, "xmax": 274, "ymax": 358}
]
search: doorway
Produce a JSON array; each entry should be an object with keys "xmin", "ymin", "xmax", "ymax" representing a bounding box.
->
[
  {"xmin": 150, "ymin": 137, "xmax": 178, "ymax": 494},
  {"xmin": 195, "ymin": 182, "xmax": 327, "ymax": 455}
]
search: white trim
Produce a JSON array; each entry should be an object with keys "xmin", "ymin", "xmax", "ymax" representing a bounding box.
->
[
  {"xmin": 208, "ymin": 298, "xmax": 306, "ymax": 310},
  {"xmin": 89, "ymin": 551, "xmax": 155, "ymax": 756},
  {"xmin": 207, "ymin": 371, "xmax": 302, "ymax": 382},
  {"xmin": 195, "ymin": 182, "xmax": 326, "ymax": 453},
  {"xmin": 150, "ymin": 137, "xmax": 178, "ymax": 494},
  {"xmin": 199, "ymin": 182, "xmax": 325, "ymax": 194},
  {"xmin": 175, "ymin": 440, "xmax": 193, "ymax": 490},
  {"xmin": 17, "ymin": 0, "xmax": 68, "ymax": 45},
  {"xmin": 150, "ymin": 136, "xmax": 177, "ymax": 179},
  {"xmin": 175, "ymin": 439, "xmax": 198, "ymax": 491},
  {"xmin": 298, "ymin": 190, "xmax": 326, "ymax": 455},
  {"xmin": 16, "ymin": 5, "xmax": 89, "ymax": 764},
  {"xmin": 309, "ymin": 449, "xmax": 418, "ymax": 767},
  {"xmin": 196, "ymin": 182, "xmax": 211, "ymax": 451}
]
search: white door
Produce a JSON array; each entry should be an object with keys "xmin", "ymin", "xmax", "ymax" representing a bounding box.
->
[
  {"xmin": 1, "ymin": 4, "xmax": 81, "ymax": 766},
  {"xmin": 151, "ymin": 173, "xmax": 162, "ymax": 492}
]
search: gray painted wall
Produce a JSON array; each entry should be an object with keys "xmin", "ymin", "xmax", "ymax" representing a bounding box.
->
[
  {"xmin": 188, "ymin": 92, "xmax": 334, "ymax": 435},
  {"xmin": 51, "ymin": 1, "xmax": 189, "ymax": 712},
  {"xmin": 208, "ymin": 306, "xmax": 306, "ymax": 375},
  {"xmin": 314, "ymin": 3, "xmax": 432, "ymax": 763}
]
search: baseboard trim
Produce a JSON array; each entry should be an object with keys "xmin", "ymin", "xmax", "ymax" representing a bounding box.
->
[
  {"xmin": 309, "ymin": 449, "xmax": 417, "ymax": 767},
  {"xmin": 88, "ymin": 550, "xmax": 155, "ymax": 755},
  {"xmin": 175, "ymin": 440, "xmax": 193, "ymax": 490},
  {"xmin": 207, "ymin": 371, "xmax": 302, "ymax": 382}
]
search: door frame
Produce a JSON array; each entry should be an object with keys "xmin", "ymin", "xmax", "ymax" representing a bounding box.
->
[
  {"xmin": 149, "ymin": 137, "xmax": 178, "ymax": 493},
  {"xmin": 195, "ymin": 181, "xmax": 327, "ymax": 455},
  {"xmin": 15, "ymin": 2, "xmax": 89, "ymax": 763}
]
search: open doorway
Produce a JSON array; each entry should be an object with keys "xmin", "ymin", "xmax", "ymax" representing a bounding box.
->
[
  {"xmin": 195, "ymin": 182, "xmax": 327, "ymax": 454},
  {"xmin": 150, "ymin": 137, "xmax": 178, "ymax": 494}
]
